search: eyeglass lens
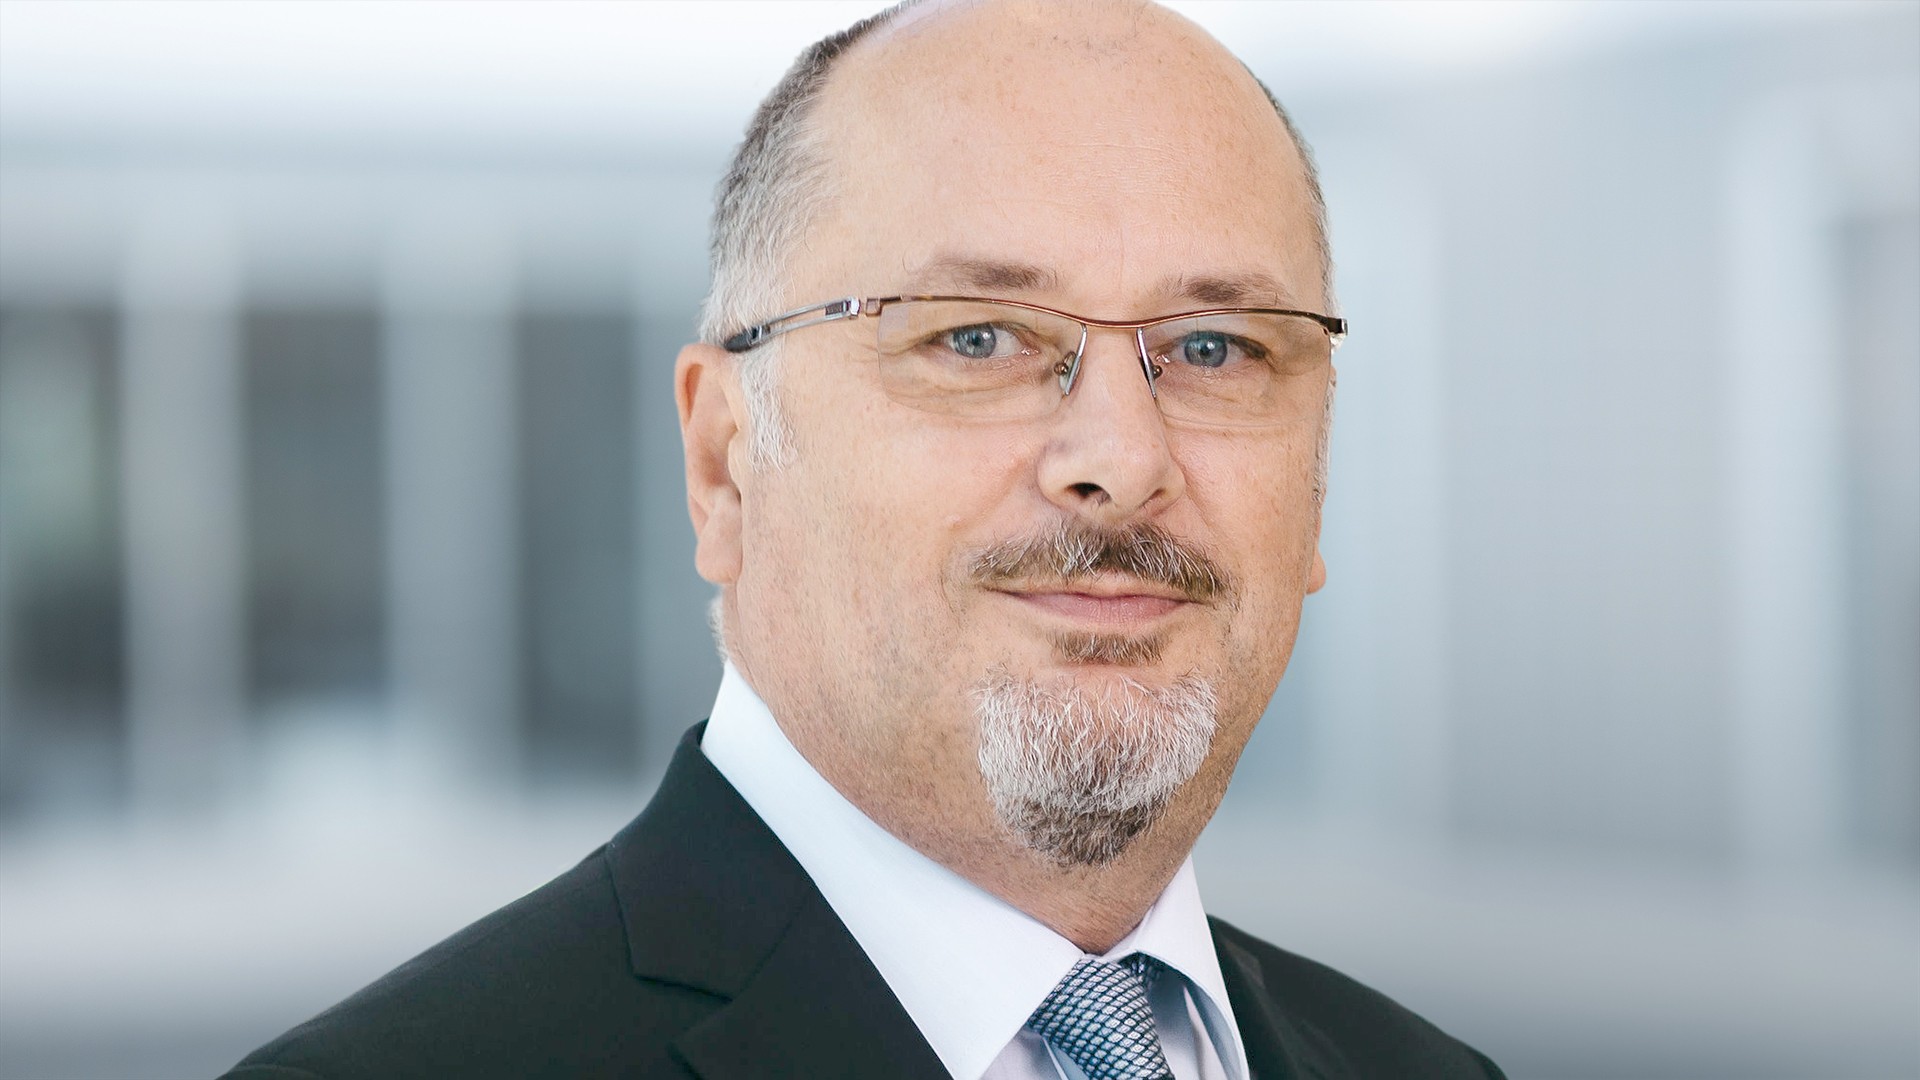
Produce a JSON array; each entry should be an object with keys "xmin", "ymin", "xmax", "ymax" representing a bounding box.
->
[{"xmin": 873, "ymin": 299, "xmax": 1332, "ymax": 427}]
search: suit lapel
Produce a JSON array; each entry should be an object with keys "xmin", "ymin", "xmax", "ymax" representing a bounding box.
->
[
  {"xmin": 673, "ymin": 898, "xmax": 952, "ymax": 1079},
  {"xmin": 606, "ymin": 725, "xmax": 950, "ymax": 1080},
  {"xmin": 1212, "ymin": 920, "xmax": 1326, "ymax": 1080}
]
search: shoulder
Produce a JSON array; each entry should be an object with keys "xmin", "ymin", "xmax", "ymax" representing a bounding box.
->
[
  {"xmin": 1210, "ymin": 917, "xmax": 1507, "ymax": 1080},
  {"xmin": 224, "ymin": 849, "xmax": 710, "ymax": 1080}
]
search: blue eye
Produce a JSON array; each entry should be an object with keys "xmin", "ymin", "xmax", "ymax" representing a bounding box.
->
[
  {"xmin": 1179, "ymin": 332, "xmax": 1233, "ymax": 368},
  {"xmin": 947, "ymin": 325, "xmax": 1000, "ymax": 359}
]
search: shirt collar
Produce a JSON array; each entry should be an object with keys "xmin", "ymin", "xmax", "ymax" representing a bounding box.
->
[{"xmin": 699, "ymin": 663, "xmax": 1247, "ymax": 1080}]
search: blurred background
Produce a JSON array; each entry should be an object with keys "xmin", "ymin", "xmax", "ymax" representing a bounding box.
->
[{"xmin": 0, "ymin": 1, "xmax": 1915, "ymax": 1077}]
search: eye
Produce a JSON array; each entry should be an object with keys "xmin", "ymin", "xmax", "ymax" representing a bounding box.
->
[
  {"xmin": 940, "ymin": 323, "xmax": 1031, "ymax": 361},
  {"xmin": 947, "ymin": 324, "xmax": 1001, "ymax": 359},
  {"xmin": 1179, "ymin": 332, "xmax": 1231, "ymax": 368}
]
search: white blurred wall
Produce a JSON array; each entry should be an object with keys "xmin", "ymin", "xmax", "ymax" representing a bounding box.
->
[{"xmin": 0, "ymin": 3, "xmax": 1915, "ymax": 1078}]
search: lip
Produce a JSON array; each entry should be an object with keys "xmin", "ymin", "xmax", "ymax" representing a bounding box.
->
[{"xmin": 992, "ymin": 584, "xmax": 1193, "ymax": 628}]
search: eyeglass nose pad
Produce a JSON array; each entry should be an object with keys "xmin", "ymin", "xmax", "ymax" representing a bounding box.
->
[
  {"xmin": 1054, "ymin": 351, "xmax": 1082, "ymax": 396},
  {"xmin": 1054, "ymin": 325, "xmax": 1089, "ymax": 396},
  {"xmin": 1135, "ymin": 327, "xmax": 1160, "ymax": 399}
]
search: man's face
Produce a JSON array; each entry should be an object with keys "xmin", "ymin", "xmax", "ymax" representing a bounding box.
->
[{"xmin": 698, "ymin": 1, "xmax": 1328, "ymax": 865}]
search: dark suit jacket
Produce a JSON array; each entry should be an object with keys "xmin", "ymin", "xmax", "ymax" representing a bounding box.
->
[{"xmin": 225, "ymin": 725, "xmax": 1505, "ymax": 1079}]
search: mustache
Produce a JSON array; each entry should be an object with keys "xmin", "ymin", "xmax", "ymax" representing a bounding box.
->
[{"xmin": 965, "ymin": 520, "xmax": 1231, "ymax": 604}]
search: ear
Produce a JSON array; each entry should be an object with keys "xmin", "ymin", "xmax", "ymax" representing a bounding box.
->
[
  {"xmin": 1307, "ymin": 548, "xmax": 1326, "ymax": 594},
  {"xmin": 677, "ymin": 342, "xmax": 746, "ymax": 586}
]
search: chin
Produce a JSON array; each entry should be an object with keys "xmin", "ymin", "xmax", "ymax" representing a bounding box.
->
[{"xmin": 970, "ymin": 663, "xmax": 1220, "ymax": 868}]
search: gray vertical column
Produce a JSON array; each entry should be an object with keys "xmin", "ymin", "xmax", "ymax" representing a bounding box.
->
[
  {"xmin": 1282, "ymin": 136, "xmax": 1451, "ymax": 840},
  {"xmin": 0, "ymin": 334, "xmax": 15, "ymax": 766},
  {"xmin": 382, "ymin": 207, "xmax": 520, "ymax": 788},
  {"xmin": 1724, "ymin": 96, "xmax": 1850, "ymax": 869},
  {"xmin": 118, "ymin": 203, "xmax": 246, "ymax": 812},
  {"xmin": 0, "ymin": 428, "xmax": 9, "ymax": 760}
]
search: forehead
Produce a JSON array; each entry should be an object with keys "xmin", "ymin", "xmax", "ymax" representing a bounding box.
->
[{"xmin": 799, "ymin": 1, "xmax": 1322, "ymax": 315}]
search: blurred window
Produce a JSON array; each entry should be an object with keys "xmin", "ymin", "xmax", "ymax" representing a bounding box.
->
[
  {"xmin": 0, "ymin": 307, "xmax": 127, "ymax": 817},
  {"xmin": 243, "ymin": 310, "xmax": 386, "ymax": 723},
  {"xmin": 516, "ymin": 312, "xmax": 639, "ymax": 783}
]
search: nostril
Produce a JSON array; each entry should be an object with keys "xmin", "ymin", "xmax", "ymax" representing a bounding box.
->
[{"xmin": 1068, "ymin": 482, "xmax": 1106, "ymax": 501}]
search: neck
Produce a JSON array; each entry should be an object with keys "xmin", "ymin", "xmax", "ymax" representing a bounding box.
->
[{"xmin": 729, "ymin": 656, "xmax": 1237, "ymax": 953}]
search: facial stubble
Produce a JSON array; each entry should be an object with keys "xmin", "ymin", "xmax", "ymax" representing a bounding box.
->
[
  {"xmin": 974, "ymin": 666, "xmax": 1219, "ymax": 867},
  {"xmin": 966, "ymin": 521, "xmax": 1229, "ymax": 867}
]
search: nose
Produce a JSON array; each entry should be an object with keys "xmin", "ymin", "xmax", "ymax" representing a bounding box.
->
[{"xmin": 1037, "ymin": 327, "xmax": 1186, "ymax": 523}]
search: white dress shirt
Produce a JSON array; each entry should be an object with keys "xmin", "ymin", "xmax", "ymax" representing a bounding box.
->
[{"xmin": 700, "ymin": 664, "xmax": 1250, "ymax": 1080}]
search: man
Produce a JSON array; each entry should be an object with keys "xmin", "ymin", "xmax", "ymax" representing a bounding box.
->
[{"xmin": 228, "ymin": 1, "xmax": 1504, "ymax": 1077}]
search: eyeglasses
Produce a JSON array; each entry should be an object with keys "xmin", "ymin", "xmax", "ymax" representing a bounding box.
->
[{"xmin": 723, "ymin": 295, "xmax": 1347, "ymax": 429}]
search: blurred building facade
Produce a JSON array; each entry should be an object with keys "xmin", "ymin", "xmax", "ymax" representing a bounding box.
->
[
  {"xmin": 1, "ymin": 4, "xmax": 1915, "ymax": 1078},
  {"xmin": 0, "ymin": 161, "xmax": 722, "ymax": 814}
]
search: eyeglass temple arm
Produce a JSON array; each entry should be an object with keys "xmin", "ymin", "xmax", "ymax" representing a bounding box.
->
[{"xmin": 722, "ymin": 297, "xmax": 872, "ymax": 352}]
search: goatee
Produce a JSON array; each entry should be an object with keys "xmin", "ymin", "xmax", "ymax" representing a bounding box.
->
[{"xmin": 974, "ymin": 668, "xmax": 1218, "ymax": 867}]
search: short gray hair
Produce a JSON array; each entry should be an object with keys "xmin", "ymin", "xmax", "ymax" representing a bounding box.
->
[
  {"xmin": 698, "ymin": 3, "xmax": 920, "ymax": 467},
  {"xmin": 696, "ymin": 2, "xmax": 1331, "ymax": 469}
]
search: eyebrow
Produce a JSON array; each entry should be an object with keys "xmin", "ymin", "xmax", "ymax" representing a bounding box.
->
[
  {"xmin": 896, "ymin": 254, "xmax": 1300, "ymax": 310},
  {"xmin": 900, "ymin": 254, "xmax": 1060, "ymax": 295},
  {"xmin": 1164, "ymin": 271, "xmax": 1297, "ymax": 309}
]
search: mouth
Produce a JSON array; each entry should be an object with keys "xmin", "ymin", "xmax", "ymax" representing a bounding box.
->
[{"xmin": 991, "ymin": 579, "xmax": 1195, "ymax": 630}]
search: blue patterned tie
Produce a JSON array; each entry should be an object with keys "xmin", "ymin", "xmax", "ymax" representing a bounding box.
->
[{"xmin": 1026, "ymin": 954, "xmax": 1173, "ymax": 1080}]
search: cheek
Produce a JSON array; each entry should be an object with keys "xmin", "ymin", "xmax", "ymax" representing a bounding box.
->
[
  {"xmin": 873, "ymin": 414, "xmax": 1036, "ymax": 510},
  {"xmin": 1181, "ymin": 439, "xmax": 1321, "ymax": 635},
  {"xmin": 860, "ymin": 428, "xmax": 1048, "ymax": 655},
  {"xmin": 807, "ymin": 420, "xmax": 1016, "ymax": 592},
  {"xmin": 1183, "ymin": 436, "xmax": 1320, "ymax": 549}
]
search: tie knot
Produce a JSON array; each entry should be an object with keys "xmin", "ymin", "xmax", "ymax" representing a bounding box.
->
[{"xmin": 1026, "ymin": 955, "xmax": 1172, "ymax": 1080}]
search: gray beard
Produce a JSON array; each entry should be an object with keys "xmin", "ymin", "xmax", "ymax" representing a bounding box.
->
[{"xmin": 973, "ymin": 668, "xmax": 1218, "ymax": 867}]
